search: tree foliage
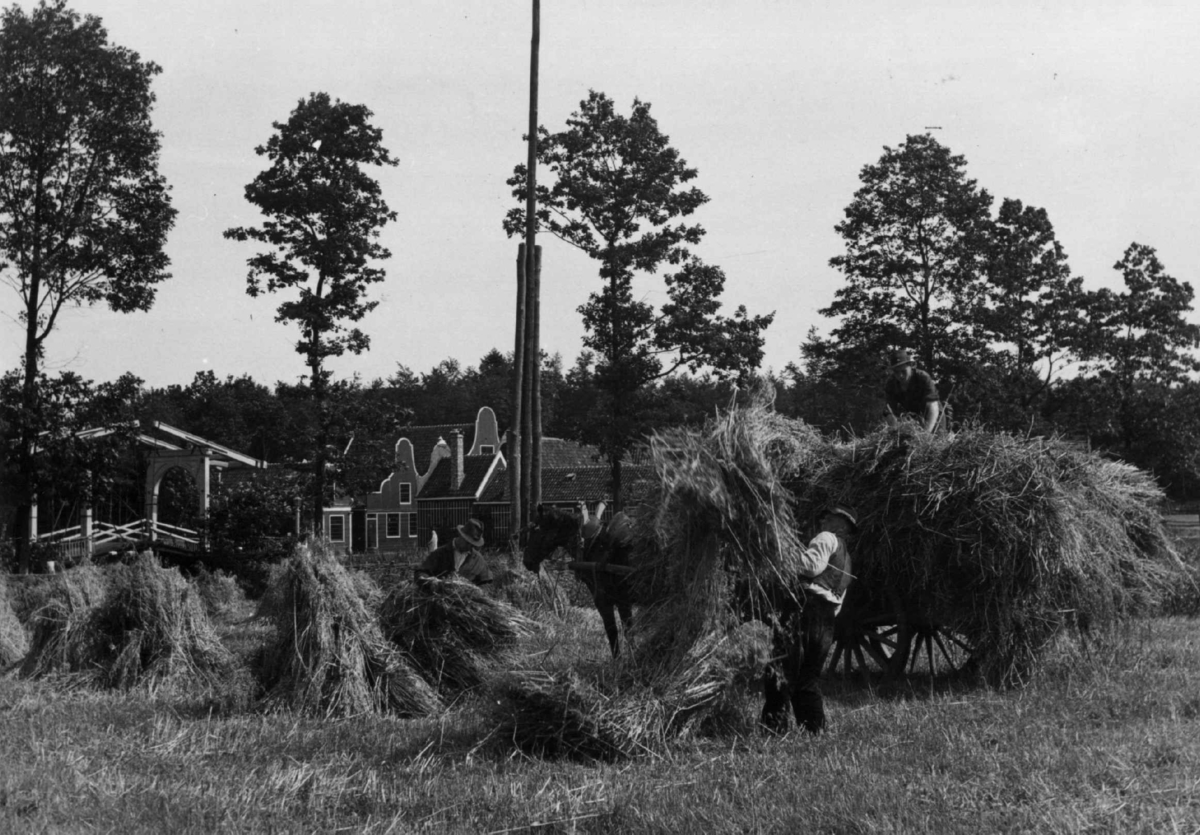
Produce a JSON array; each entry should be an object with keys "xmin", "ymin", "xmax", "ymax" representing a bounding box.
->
[
  {"xmin": 224, "ymin": 92, "xmax": 398, "ymax": 528},
  {"xmin": 504, "ymin": 91, "xmax": 773, "ymax": 504},
  {"xmin": 0, "ymin": 1, "xmax": 174, "ymax": 569},
  {"xmin": 824, "ymin": 133, "xmax": 992, "ymax": 374}
]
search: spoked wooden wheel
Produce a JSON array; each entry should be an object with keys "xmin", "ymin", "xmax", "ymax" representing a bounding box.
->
[
  {"xmin": 827, "ymin": 613, "xmax": 910, "ymax": 678},
  {"xmin": 897, "ymin": 623, "xmax": 976, "ymax": 677}
]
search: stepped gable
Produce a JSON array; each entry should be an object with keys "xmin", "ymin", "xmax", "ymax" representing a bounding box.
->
[{"xmin": 398, "ymin": 423, "xmax": 473, "ymax": 467}]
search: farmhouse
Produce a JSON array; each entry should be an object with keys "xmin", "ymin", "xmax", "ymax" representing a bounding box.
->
[{"xmin": 319, "ymin": 405, "xmax": 654, "ymax": 554}]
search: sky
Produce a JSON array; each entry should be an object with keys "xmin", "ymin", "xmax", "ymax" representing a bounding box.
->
[{"xmin": 4, "ymin": 0, "xmax": 1200, "ymax": 390}]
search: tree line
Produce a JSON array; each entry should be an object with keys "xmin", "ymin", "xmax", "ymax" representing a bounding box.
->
[{"xmin": 3, "ymin": 3, "xmax": 1198, "ymax": 574}]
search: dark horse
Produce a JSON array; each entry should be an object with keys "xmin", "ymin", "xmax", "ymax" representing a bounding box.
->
[{"xmin": 523, "ymin": 504, "xmax": 639, "ymax": 656}]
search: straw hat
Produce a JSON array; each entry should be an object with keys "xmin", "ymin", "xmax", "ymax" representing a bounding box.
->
[{"xmin": 456, "ymin": 518, "xmax": 485, "ymax": 548}]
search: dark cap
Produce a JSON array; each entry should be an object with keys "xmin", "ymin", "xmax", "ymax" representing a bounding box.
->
[
  {"xmin": 888, "ymin": 349, "xmax": 916, "ymax": 369},
  {"xmin": 824, "ymin": 504, "xmax": 858, "ymax": 530}
]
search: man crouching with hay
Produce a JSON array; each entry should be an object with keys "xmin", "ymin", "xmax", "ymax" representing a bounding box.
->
[
  {"xmin": 762, "ymin": 504, "xmax": 856, "ymax": 735},
  {"xmin": 415, "ymin": 518, "xmax": 493, "ymax": 586}
]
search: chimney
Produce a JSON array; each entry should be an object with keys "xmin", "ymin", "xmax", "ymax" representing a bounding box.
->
[{"xmin": 452, "ymin": 429, "xmax": 465, "ymax": 490}]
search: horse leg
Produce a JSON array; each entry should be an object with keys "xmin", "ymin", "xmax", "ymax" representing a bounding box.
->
[
  {"xmin": 598, "ymin": 600, "xmax": 621, "ymax": 657},
  {"xmin": 617, "ymin": 596, "xmax": 633, "ymax": 636}
]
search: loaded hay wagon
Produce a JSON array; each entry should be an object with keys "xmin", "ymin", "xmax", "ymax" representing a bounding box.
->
[
  {"xmin": 636, "ymin": 398, "xmax": 1182, "ymax": 687},
  {"xmin": 789, "ymin": 422, "xmax": 1182, "ymax": 685}
]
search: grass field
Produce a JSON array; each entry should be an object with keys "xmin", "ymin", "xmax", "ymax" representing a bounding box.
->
[{"xmin": 2, "ymin": 569, "xmax": 1198, "ymax": 835}]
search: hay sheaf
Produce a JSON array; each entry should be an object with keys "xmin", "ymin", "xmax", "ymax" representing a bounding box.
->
[
  {"xmin": 380, "ymin": 577, "xmax": 534, "ymax": 697},
  {"xmin": 0, "ymin": 573, "xmax": 29, "ymax": 668},
  {"xmin": 19, "ymin": 554, "xmax": 232, "ymax": 690},
  {"xmin": 256, "ymin": 540, "xmax": 439, "ymax": 718},
  {"xmin": 493, "ymin": 620, "xmax": 769, "ymax": 761}
]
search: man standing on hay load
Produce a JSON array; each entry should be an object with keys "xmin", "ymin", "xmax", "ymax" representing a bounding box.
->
[
  {"xmin": 415, "ymin": 518, "xmax": 493, "ymax": 586},
  {"xmin": 762, "ymin": 504, "xmax": 857, "ymax": 735},
  {"xmin": 884, "ymin": 348, "xmax": 943, "ymax": 432}
]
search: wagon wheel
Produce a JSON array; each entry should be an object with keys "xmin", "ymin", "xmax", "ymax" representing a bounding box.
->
[
  {"xmin": 897, "ymin": 622, "xmax": 977, "ymax": 678},
  {"xmin": 826, "ymin": 586, "xmax": 911, "ymax": 679}
]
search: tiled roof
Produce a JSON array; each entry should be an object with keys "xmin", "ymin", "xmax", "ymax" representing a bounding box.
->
[
  {"xmin": 419, "ymin": 454, "xmax": 504, "ymax": 500},
  {"xmin": 479, "ymin": 464, "xmax": 655, "ymax": 505},
  {"xmin": 540, "ymin": 437, "xmax": 602, "ymax": 468}
]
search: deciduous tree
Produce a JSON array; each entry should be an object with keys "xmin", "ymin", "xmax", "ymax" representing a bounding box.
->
[
  {"xmin": 225, "ymin": 92, "xmax": 398, "ymax": 531},
  {"xmin": 505, "ymin": 91, "xmax": 773, "ymax": 505},
  {"xmin": 0, "ymin": 1, "xmax": 175, "ymax": 569},
  {"xmin": 824, "ymin": 133, "xmax": 992, "ymax": 379}
]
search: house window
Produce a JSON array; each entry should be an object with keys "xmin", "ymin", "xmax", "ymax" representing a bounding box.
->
[
  {"xmin": 478, "ymin": 445, "xmax": 494, "ymax": 456},
  {"xmin": 385, "ymin": 513, "xmax": 401, "ymax": 538},
  {"xmin": 399, "ymin": 482, "xmax": 412, "ymax": 504},
  {"xmin": 402, "ymin": 512, "xmax": 416, "ymax": 538},
  {"xmin": 328, "ymin": 514, "xmax": 346, "ymax": 542}
]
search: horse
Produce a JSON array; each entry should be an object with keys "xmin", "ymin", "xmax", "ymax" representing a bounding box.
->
[{"xmin": 523, "ymin": 503, "xmax": 640, "ymax": 657}]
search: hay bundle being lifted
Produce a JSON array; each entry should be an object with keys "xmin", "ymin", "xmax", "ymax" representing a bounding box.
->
[
  {"xmin": 256, "ymin": 540, "xmax": 439, "ymax": 718},
  {"xmin": 380, "ymin": 576, "xmax": 534, "ymax": 697},
  {"xmin": 19, "ymin": 553, "xmax": 232, "ymax": 690}
]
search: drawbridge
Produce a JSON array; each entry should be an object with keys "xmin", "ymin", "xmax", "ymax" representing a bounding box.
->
[{"xmin": 31, "ymin": 421, "xmax": 269, "ymax": 562}]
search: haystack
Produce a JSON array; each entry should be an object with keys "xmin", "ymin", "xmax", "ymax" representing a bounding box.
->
[
  {"xmin": 256, "ymin": 540, "xmax": 439, "ymax": 718},
  {"xmin": 19, "ymin": 553, "xmax": 232, "ymax": 690},
  {"xmin": 0, "ymin": 573, "xmax": 29, "ymax": 668},
  {"xmin": 380, "ymin": 576, "xmax": 534, "ymax": 697}
]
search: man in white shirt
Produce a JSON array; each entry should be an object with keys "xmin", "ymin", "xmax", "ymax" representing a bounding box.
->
[{"xmin": 762, "ymin": 504, "xmax": 856, "ymax": 735}]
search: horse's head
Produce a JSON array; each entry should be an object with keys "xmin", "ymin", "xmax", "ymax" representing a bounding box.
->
[{"xmin": 522, "ymin": 504, "xmax": 584, "ymax": 573}]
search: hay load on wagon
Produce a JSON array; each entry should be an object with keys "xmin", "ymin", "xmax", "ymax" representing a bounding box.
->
[
  {"xmin": 0, "ymin": 573, "xmax": 29, "ymax": 668},
  {"xmin": 798, "ymin": 422, "xmax": 1181, "ymax": 684},
  {"xmin": 497, "ymin": 397, "xmax": 1182, "ymax": 758}
]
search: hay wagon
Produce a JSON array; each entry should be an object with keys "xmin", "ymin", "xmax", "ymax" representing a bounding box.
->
[{"xmin": 826, "ymin": 583, "xmax": 976, "ymax": 679}]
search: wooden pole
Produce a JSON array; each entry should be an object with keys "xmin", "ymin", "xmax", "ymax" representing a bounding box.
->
[
  {"xmin": 520, "ymin": 0, "xmax": 541, "ymax": 529},
  {"xmin": 510, "ymin": 244, "xmax": 527, "ymax": 541},
  {"xmin": 530, "ymin": 244, "xmax": 543, "ymax": 509}
]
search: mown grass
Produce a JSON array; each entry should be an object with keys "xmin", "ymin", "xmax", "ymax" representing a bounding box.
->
[{"xmin": 2, "ymin": 594, "xmax": 1198, "ymax": 834}]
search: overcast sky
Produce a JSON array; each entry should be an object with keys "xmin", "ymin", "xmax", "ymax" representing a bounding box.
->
[{"xmin": 4, "ymin": 0, "xmax": 1199, "ymax": 389}]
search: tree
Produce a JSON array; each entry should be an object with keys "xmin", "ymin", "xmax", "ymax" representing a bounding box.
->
[
  {"xmin": 505, "ymin": 91, "xmax": 773, "ymax": 505},
  {"xmin": 1073, "ymin": 243, "xmax": 1200, "ymax": 454},
  {"xmin": 824, "ymin": 134, "xmax": 993, "ymax": 379},
  {"xmin": 0, "ymin": 1, "xmax": 176, "ymax": 570},
  {"xmin": 977, "ymin": 198, "xmax": 1087, "ymax": 422},
  {"xmin": 225, "ymin": 92, "xmax": 398, "ymax": 531}
]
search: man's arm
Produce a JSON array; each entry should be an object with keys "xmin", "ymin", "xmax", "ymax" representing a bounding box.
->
[
  {"xmin": 923, "ymin": 399, "xmax": 941, "ymax": 432},
  {"xmin": 796, "ymin": 531, "xmax": 839, "ymax": 577}
]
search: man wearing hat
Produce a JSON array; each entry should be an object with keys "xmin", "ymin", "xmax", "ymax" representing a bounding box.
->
[
  {"xmin": 762, "ymin": 504, "xmax": 857, "ymax": 735},
  {"xmin": 884, "ymin": 348, "xmax": 942, "ymax": 432},
  {"xmin": 415, "ymin": 518, "xmax": 493, "ymax": 585}
]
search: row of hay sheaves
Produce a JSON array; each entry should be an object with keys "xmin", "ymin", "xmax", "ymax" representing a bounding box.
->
[{"xmin": 0, "ymin": 399, "xmax": 1187, "ymax": 761}]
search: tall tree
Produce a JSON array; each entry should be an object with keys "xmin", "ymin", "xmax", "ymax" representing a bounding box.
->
[
  {"xmin": 224, "ymin": 92, "xmax": 398, "ymax": 531},
  {"xmin": 0, "ymin": 1, "xmax": 175, "ymax": 570},
  {"xmin": 824, "ymin": 133, "xmax": 992, "ymax": 378},
  {"xmin": 984, "ymin": 199, "xmax": 1089, "ymax": 415},
  {"xmin": 504, "ymin": 91, "xmax": 773, "ymax": 506},
  {"xmin": 1075, "ymin": 243, "xmax": 1200, "ymax": 454}
]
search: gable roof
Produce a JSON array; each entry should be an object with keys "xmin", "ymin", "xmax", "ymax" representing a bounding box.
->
[{"xmin": 418, "ymin": 454, "xmax": 505, "ymax": 500}]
